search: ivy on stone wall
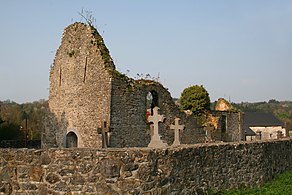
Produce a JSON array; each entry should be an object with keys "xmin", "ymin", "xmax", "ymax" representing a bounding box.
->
[{"xmin": 89, "ymin": 25, "xmax": 115, "ymax": 70}]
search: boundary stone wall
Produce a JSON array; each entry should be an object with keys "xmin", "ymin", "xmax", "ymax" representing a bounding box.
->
[
  {"xmin": 1, "ymin": 139, "xmax": 292, "ymax": 194},
  {"xmin": 0, "ymin": 140, "xmax": 41, "ymax": 149}
]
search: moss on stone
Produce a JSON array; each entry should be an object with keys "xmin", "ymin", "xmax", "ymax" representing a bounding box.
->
[{"xmin": 89, "ymin": 25, "xmax": 115, "ymax": 70}]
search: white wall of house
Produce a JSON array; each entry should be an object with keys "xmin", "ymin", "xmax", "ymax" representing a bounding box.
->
[{"xmin": 246, "ymin": 126, "xmax": 286, "ymax": 141}]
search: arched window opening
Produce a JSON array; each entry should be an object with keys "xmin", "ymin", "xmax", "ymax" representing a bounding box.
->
[
  {"xmin": 66, "ymin": 132, "xmax": 78, "ymax": 148},
  {"xmin": 146, "ymin": 90, "xmax": 159, "ymax": 115}
]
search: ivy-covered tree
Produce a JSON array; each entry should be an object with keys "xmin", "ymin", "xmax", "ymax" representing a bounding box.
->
[{"xmin": 180, "ymin": 85, "xmax": 211, "ymax": 116}]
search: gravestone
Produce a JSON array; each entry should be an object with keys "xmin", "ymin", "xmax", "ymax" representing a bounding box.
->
[
  {"xmin": 101, "ymin": 120, "xmax": 110, "ymax": 148},
  {"xmin": 170, "ymin": 118, "xmax": 185, "ymax": 146},
  {"xmin": 147, "ymin": 107, "xmax": 168, "ymax": 148},
  {"xmin": 205, "ymin": 123, "xmax": 215, "ymax": 142}
]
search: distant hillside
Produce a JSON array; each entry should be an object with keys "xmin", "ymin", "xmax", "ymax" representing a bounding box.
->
[
  {"xmin": 1, "ymin": 99, "xmax": 291, "ymax": 141},
  {"xmin": 231, "ymin": 100, "xmax": 292, "ymax": 131},
  {"xmin": 0, "ymin": 99, "xmax": 48, "ymax": 141}
]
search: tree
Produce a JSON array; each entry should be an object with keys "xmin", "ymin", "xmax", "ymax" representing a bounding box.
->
[
  {"xmin": 0, "ymin": 100, "xmax": 48, "ymax": 141},
  {"xmin": 0, "ymin": 102, "xmax": 3, "ymax": 124},
  {"xmin": 180, "ymin": 85, "xmax": 211, "ymax": 116}
]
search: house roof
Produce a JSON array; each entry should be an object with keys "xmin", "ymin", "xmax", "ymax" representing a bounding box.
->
[
  {"xmin": 243, "ymin": 112, "xmax": 284, "ymax": 136},
  {"xmin": 244, "ymin": 126, "xmax": 257, "ymax": 136},
  {"xmin": 244, "ymin": 112, "xmax": 285, "ymax": 127}
]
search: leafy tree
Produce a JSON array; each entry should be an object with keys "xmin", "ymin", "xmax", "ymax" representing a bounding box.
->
[
  {"xmin": 0, "ymin": 102, "xmax": 3, "ymax": 124},
  {"xmin": 0, "ymin": 99, "xmax": 48, "ymax": 141},
  {"xmin": 0, "ymin": 123, "xmax": 23, "ymax": 141},
  {"xmin": 268, "ymin": 99, "xmax": 279, "ymax": 104},
  {"xmin": 180, "ymin": 85, "xmax": 211, "ymax": 116},
  {"xmin": 0, "ymin": 116, "xmax": 4, "ymax": 124}
]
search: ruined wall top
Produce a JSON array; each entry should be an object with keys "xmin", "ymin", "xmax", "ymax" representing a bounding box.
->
[
  {"xmin": 215, "ymin": 98, "xmax": 237, "ymax": 112},
  {"xmin": 51, "ymin": 22, "xmax": 115, "ymax": 74}
]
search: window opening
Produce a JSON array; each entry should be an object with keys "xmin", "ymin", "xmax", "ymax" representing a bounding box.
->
[
  {"xmin": 83, "ymin": 57, "xmax": 87, "ymax": 83},
  {"xmin": 146, "ymin": 91, "xmax": 159, "ymax": 115},
  {"xmin": 59, "ymin": 67, "xmax": 62, "ymax": 86},
  {"xmin": 221, "ymin": 115, "xmax": 227, "ymax": 133},
  {"xmin": 66, "ymin": 132, "xmax": 77, "ymax": 148}
]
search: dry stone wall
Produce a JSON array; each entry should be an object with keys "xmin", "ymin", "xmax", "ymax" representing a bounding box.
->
[{"xmin": 1, "ymin": 139, "xmax": 292, "ymax": 194}]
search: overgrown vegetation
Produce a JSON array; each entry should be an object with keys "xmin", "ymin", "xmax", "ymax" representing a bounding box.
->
[
  {"xmin": 89, "ymin": 28, "xmax": 115, "ymax": 69},
  {"xmin": 0, "ymin": 99, "xmax": 47, "ymax": 141},
  {"xmin": 216, "ymin": 170, "xmax": 292, "ymax": 194},
  {"xmin": 180, "ymin": 85, "xmax": 211, "ymax": 116},
  {"xmin": 78, "ymin": 9, "xmax": 115, "ymax": 70}
]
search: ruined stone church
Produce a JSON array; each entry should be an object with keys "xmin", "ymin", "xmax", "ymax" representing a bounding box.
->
[{"xmin": 42, "ymin": 22, "xmax": 243, "ymax": 148}]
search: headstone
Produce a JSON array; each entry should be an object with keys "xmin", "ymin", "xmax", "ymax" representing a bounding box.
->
[
  {"xmin": 147, "ymin": 107, "xmax": 168, "ymax": 148},
  {"xmin": 170, "ymin": 118, "xmax": 185, "ymax": 146},
  {"xmin": 205, "ymin": 123, "xmax": 215, "ymax": 142}
]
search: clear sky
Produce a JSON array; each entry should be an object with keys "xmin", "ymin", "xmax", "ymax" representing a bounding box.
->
[{"xmin": 0, "ymin": 0, "xmax": 292, "ymax": 103}]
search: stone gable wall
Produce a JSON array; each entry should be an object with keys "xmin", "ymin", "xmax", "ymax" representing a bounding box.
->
[
  {"xmin": 1, "ymin": 139, "xmax": 292, "ymax": 194},
  {"xmin": 45, "ymin": 23, "xmax": 114, "ymax": 148}
]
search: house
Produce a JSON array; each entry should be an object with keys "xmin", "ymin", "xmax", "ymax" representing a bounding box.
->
[{"xmin": 244, "ymin": 112, "xmax": 287, "ymax": 141}]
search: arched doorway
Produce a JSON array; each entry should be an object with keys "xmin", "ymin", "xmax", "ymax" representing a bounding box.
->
[{"xmin": 66, "ymin": 132, "xmax": 78, "ymax": 148}]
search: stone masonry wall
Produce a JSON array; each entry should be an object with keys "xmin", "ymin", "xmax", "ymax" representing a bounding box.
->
[
  {"xmin": 45, "ymin": 23, "xmax": 115, "ymax": 148},
  {"xmin": 215, "ymin": 111, "xmax": 244, "ymax": 142},
  {"xmin": 110, "ymin": 77, "xmax": 205, "ymax": 148},
  {"xmin": 1, "ymin": 139, "xmax": 292, "ymax": 194},
  {"xmin": 109, "ymin": 77, "xmax": 150, "ymax": 147}
]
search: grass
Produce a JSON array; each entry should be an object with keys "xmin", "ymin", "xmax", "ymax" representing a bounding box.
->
[{"xmin": 215, "ymin": 170, "xmax": 292, "ymax": 195}]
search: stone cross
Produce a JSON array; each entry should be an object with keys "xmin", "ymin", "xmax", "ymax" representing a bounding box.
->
[
  {"xmin": 170, "ymin": 117, "xmax": 185, "ymax": 146},
  {"xmin": 147, "ymin": 107, "xmax": 168, "ymax": 148}
]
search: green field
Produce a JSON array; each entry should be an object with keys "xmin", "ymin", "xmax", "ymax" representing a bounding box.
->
[{"xmin": 216, "ymin": 170, "xmax": 292, "ymax": 195}]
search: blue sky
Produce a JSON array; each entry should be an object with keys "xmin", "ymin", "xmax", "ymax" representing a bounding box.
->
[{"xmin": 0, "ymin": 0, "xmax": 292, "ymax": 103}]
